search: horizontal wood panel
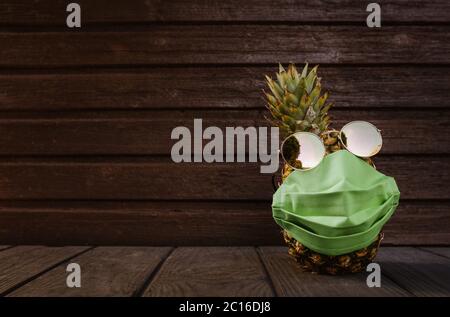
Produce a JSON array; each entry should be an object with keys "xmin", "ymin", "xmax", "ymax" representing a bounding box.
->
[
  {"xmin": 0, "ymin": 110, "xmax": 448, "ymax": 155},
  {"xmin": 0, "ymin": 201, "xmax": 281, "ymax": 245},
  {"xmin": 1, "ymin": 67, "xmax": 448, "ymax": 110},
  {"xmin": 1, "ymin": 26, "xmax": 449, "ymax": 67},
  {"xmin": 1, "ymin": 1, "xmax": 449, "ymax": 25},
  {"xmin": 383, "ymin": 201, "xmax": 450, "ymax": 245},
  {"xmin": 0, "ymin": 201, "xmax": 447, "ymax": 245},
  {"xmin": 0, "ymin": 156, "xmax": 447, "ymax": 200},
  {"xmin": 0, "ymin": 1, "xmax": 447, "ymax": 248}
]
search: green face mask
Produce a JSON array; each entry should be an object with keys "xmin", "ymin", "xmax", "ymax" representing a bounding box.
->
[{"xmin": 272, "ymin": 150, "xmax": 400, "ymax": 256}]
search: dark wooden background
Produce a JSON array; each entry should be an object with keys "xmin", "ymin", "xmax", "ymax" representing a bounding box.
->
[{"xmin": 0, "ymin": 0, "xmax": 448, "ymax": 246}]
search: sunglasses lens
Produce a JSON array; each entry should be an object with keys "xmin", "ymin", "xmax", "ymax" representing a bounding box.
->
[
  {"xmin": 281, "ymin": 132, "xmax": 325, "ymax": 170},
  {"xmin": 340, "ymin": 121, "xmax": 382, "ymax": 158}
]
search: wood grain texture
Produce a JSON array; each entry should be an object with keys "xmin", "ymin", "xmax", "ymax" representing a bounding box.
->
[
  {"xmin": 1, "ymin": 0, "xmax": 449, "ymax": 24},
  {"xmin": 377, "ymin": 247, "xmax": 450, "ymax": 296},
  {"xmin": 0, "ymin": 156, "xmax": 446, "ymax": 200},
  {"xmin": 258, "ymin": 247, "xmax": 410, "ymax": 296},
  {"xmin": 382, "ymin": 201, "xmax": 450, "ymax": 245},
  {"xmin": 0, "ymin": 201, "xmax": 280, "ymax": 246},
  {"xmin": 143, "ymin": 247, "xmax": 274, "ymax": 297},
  {"xmin": 1, "ymin": 67, "xmax": 448, "ymax": 111},
  {"xmin": 0, "ymin": 201, "xmax": 448, "ymax": 246},
  {"xmin": 0, "ymin": 0, "xmax": 448, "ymax": 247},
  {"xmin": 0, "ymin": 246, "xmax": 89, "ymax": 295},
  {"xmin": 8, "ymin": 247, "xmax": 172, "ymax": 297},
  {"xmin": 420, "ymin": 248, "xmax": 450, "ymax": 260},
  {"xmin": 0, "ymin": 246, "xmax": 446, "ymax": 297},
  {"xmin": 1, "ymin": 26, "xmax": 449, "ymax": 67},
  {"xmin": 0, "ymin": 110, "xmax": 447, "ymax": 155}
]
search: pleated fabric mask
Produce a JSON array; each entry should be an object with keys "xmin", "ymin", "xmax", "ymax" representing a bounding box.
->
[{"xmin": 272, "ymin": 150, "xmax": 400, "ymax": 256}]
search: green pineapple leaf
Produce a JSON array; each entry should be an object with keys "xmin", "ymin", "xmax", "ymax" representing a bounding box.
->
[{"xmin": 265, "ymin": 63, "xmax": 333, "ymax": 136}]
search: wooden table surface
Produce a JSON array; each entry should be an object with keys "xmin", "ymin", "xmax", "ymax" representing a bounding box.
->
[{"xmin": 0, "ymin": 246, "xmax": 449, "ymax": 297}]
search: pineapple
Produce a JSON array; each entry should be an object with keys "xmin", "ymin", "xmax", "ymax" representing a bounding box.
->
[{"xmin": 267, "ymin": 63, "xmax": 381, "ymax": 274}]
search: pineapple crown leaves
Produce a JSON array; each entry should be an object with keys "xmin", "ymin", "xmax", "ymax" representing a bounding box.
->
[{"xmin": 264, "ymin": 63, "xmax": 333, "ymax": 137}]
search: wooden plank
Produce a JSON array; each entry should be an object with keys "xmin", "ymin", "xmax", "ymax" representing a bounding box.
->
[
  {"xmin": 143, "ymin": 247, "xmax": 274, "ymax": 297},
  {"xmin": 0, "ymin": 246, "xmax": 89, "ymax": 295},
  {"xmin": 0, "ymin": 156, "xmax": 446, "ymax": 200},
  {"xmin": 0, "ymin": 110, "xmax": 448, "ymax": 155},
  {"xmin": 420, "ymin": 248, "xmax": 450, "ymax": 260},
  {"xmin": 258, "ymin": 247, "xmax": 410, "ymax": 296},
  {"xmin": 1, "ymin": 0, "xmax": 449, "ymax": 24},
  {"xmin": 1, "ymin": 67, "xmax": 448, "ymax": 110},
  {"xmin": 0, "ymin": 201, "xmax": 280, "ymax": 246},
  {"xmin": 1, "ymin": 26, "xmax": 449, "ymax": 67},
  {"xmin": 0, "ymin": 200, "xmax": 448, "ymax": 246},
  {"xmin": 0, "ymin": 201, "xmax": 279, "ymax": 246},
  {"xmin": 0, "ymin": 246, "xmax": 11, "ymax": 251},
  {"xmin": 8, "ymin": 247, "xmax": 172, "ymax": 297},
  {"xmin": 377, "ymin": 247, "xmax": 450, "ymax": 296},
  {"xmin": 382, "ymin": 201, "xmax": 450, "ymax": 245}
]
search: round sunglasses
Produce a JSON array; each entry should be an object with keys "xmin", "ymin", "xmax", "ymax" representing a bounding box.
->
[{"xmin": 280, "ymin": 121, "xmax": 382, "ymax": 171}]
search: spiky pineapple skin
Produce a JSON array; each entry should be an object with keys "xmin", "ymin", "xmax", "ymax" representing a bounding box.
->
[
  {"xmin": 283, "ymin": 231, "xmax": 383, "ymax": 275},
  {"xmin": 279, "ymin": 140, "xmax": 381, "ymax": 275},
  {"xmin": 321, "ymin": 130, "xmax": 342, "ymax": 154},
  {"xmin": 279, "ymin": 136, "xmax": 380, "ymax": 275}
]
